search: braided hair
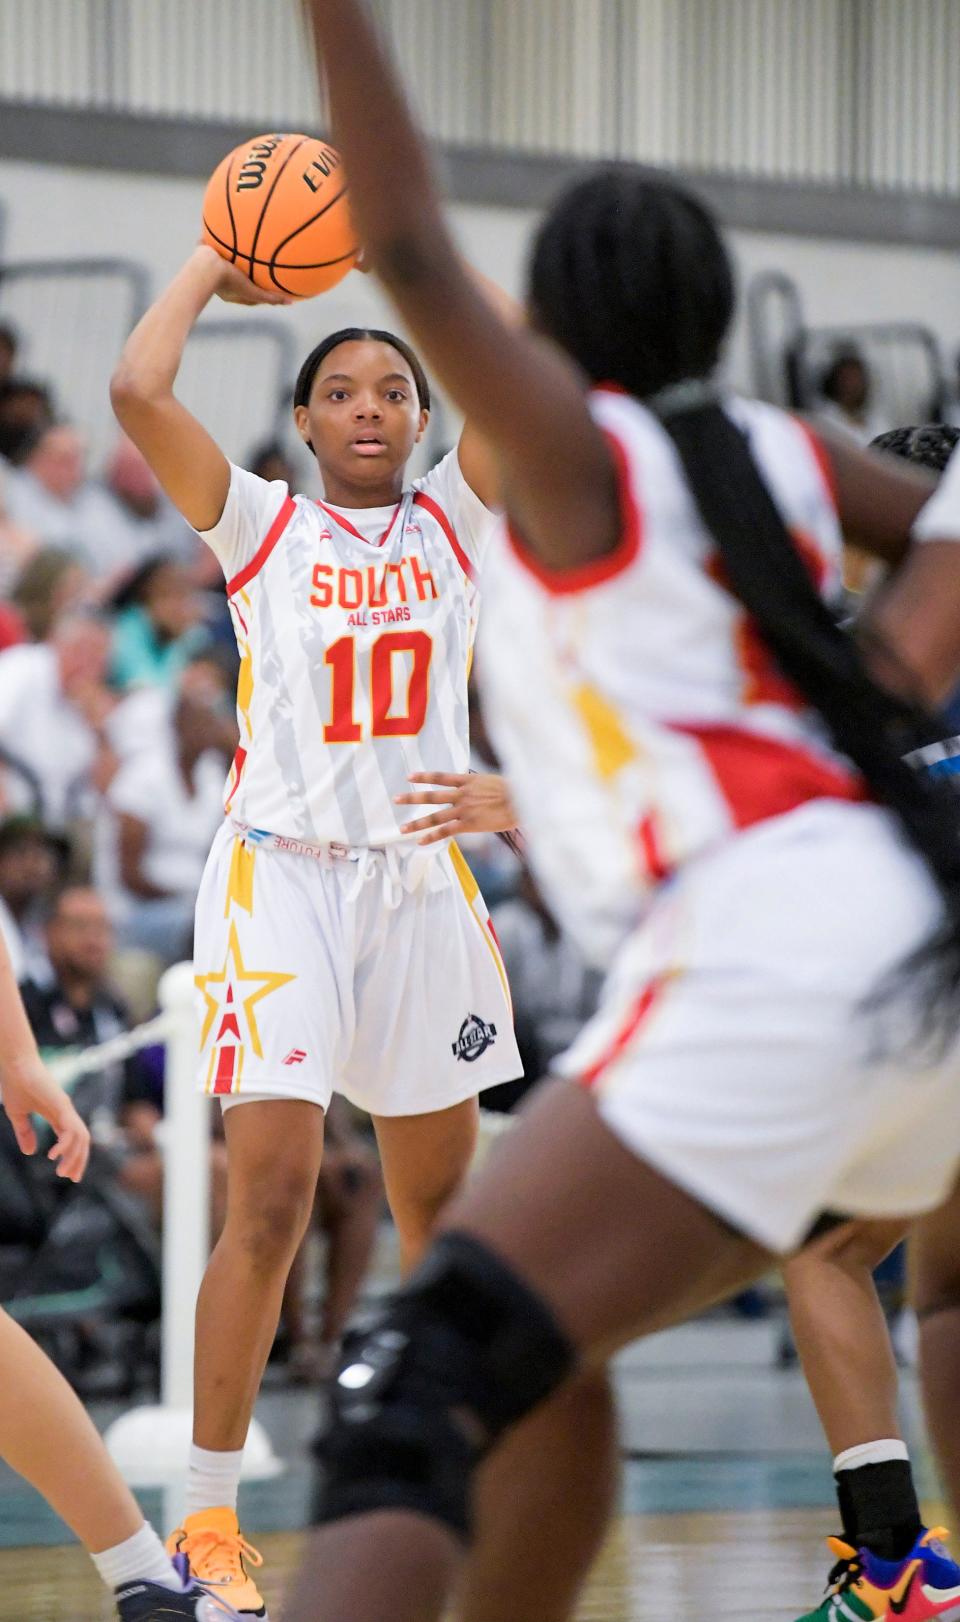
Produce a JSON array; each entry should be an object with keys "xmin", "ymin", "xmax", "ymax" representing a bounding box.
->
[
  {"xmin": 529, "ymin": 168, "xmax": 960, "ymax": 1037},
  {"xmin": 871, "ymin": 424, "xmax": 960, "ymax": 474}
]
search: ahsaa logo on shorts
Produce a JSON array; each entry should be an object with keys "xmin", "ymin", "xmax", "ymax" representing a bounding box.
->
[{"xmin": 452, "ymin": 1013, "xmax": 497, "ymax": 1063}]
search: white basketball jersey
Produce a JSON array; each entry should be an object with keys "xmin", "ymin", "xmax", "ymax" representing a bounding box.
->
[
  {"xmin": 478, "ymin": 387, "xmax": 865, "ymax": 966},
  {"xmin": 199, "ymin": 450, "xmax": 491, "ymax": 847}
]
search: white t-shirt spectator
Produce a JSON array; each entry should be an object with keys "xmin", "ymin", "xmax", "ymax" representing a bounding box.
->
[
  {"xmin": 96, "ymin": 721, "xmax": 226, "ymax": 926},
  {"xmin": 3, "ymin": 470, "xmax": 193, "ymax": 581},
  {"xmin": 0, "ymin": 644, "xmax": 96, "ymax": 825}
]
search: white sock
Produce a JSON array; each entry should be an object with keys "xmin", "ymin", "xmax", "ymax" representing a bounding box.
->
[
  {"xmin": 91, "ymin": 1522, "xmax": 183, "ymax": 1592},
  {"xmin": 834, "ymin": 1438, "xmax": 910, "ymax": 1473},
  {"xmin": 184, "ymin": 1444, "xmax": 245, "ymax": 1518}
]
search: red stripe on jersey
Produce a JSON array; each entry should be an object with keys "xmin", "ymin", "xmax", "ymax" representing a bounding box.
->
[
  {"xmin": 212, "ymin": 1047, "xmax": 238, "ymax": 1095},
  {"xmin": 637, "ymin": 812, "xmax": 671, "ymax": 882},
  {"xmin": 672, "ymin": 722, "xmax": 868, "ymax": 830},
  {"xmin": 224, "ymin": 745, "xmax": 247, "ymax": 812},
  {"xmin": 227, "ymin": 495, "xmax": 297, "ymax": 597},
  {"xmin": 504, "ymin": 427, "xmax": 642, "ymax": 595},
  {"xmin": 316, "ymin": 499, "xmax": 403, "ymax": 549},
  {"xmin": 412, "ymin": 490, "xmax": 476, "ymax": 583},
  {"xmin": 794, "ymin": 418, "xmax": 839, "ymax": 509},
  {"xmin": 579, "ymin": 976, "xmax": 668, "ymax": 1090}
]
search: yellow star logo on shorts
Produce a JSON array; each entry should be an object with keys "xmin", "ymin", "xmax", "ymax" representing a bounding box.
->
[{"xmin": 195, "ymin": 921, "xmax": 295, "ymax": 1060}]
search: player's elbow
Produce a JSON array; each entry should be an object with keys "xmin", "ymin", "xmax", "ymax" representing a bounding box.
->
[{"xmin": 110, "ymin": 360, "xmax": 166, "ymax": 422}]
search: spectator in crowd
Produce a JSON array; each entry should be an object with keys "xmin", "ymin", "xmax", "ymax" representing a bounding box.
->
[
  {"xmin": 247, "ymin": 438, "xmax": 299, "ymax": 487},
  {"xmin": 0, "ymin": 324, "xmax": 17, "ymax": 390},
  {"xmin": 96, "ymin": 649, "xmax": 237, "ymax": 963},
  {"xmin": 491, "ymin": 866, "xmax": 601, "ymax": 1091},
  {"xmin": 10, "ymin": 547, "xmax": 91, "ymax": 642},
  {"xmin": 3, "ymin": 423, "xmax": 93, "ymax": 554},
  {"xmin": 0, "ymin": 816, "xmax": 65, "ymax": 984},
  {"xmin": 109, "ymin": 555, "xmax": 208, "ymax": 693},
  {"xmin": 0, "ymin": 609, "xmax": 117, "ymax": 826},
  {"xmin": 3, "ymin": 423, "xmax": 195, "ymax": 585},
  {"xmin": 21, "ymin": 886, "xmax": 147, "ymax": 1129},
  {"xmin": 0, "ymin": 378, "xmax": 55, "ymax": 462},
  {"xmin": 88, "ymin": 437, "xmax": 198, "ymax": 579},
  {"xmin": 20, "ymin": 885, "xmax": 228, "ymax": 1239},
  {"xmin": 817, "ymin": 347, "xmax": 890, "ymax": 445}
]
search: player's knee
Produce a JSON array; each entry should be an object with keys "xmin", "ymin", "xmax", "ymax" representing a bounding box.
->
[
  {"xmin": 393, "ymin": 1170, "xmax": 465, "ymax": 1258},
  {"xmin": 231, "ymin": 1174, "xmax": 317, "ymax": 1273},
  {"xmin": 313, "ymin": 1230, "xmax": 575, "ymax": 1538},
  {"xmin": 915, "ymin": 1262, "xmax": 960, "ymax": 1320}
]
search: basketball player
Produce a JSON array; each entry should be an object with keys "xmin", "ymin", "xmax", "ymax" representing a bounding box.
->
[
  {"xmin": 110, "ymin": 239, "xmax": 522, "ymax": 1612},
  {"xmin": 0, "ymin": 931, "xmax": 241, "ymax": 1620},
  {"xmin": 282, "ymin": 5, "xmax": 960, "ymax": 1620}
]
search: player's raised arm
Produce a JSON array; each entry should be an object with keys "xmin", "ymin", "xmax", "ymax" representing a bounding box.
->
[
  {"xmin": 110, "ymin": 247, "xmax": 289, "ymax": 532},
  {"xmin": 302, "ymin": 0, "xmax": 620, "ymax": 569}
]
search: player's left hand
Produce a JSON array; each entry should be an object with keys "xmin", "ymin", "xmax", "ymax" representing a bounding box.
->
[{"xmin": 396, "ymin": 772, "xmax": 518, "ymax": 845}]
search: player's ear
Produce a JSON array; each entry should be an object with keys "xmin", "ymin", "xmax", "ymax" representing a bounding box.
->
[
  {"xmin": 415, "ymin": 407, "xmax": 429, "ymax": 444},
  {"xmin": 293, "ymin": 404, "xmax": 314, "ymax": 449}
]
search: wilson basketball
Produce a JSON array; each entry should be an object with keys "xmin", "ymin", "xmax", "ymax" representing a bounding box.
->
[{"xmin": 201, "ymin": 132, "xmax": 358, "ymax": 299}]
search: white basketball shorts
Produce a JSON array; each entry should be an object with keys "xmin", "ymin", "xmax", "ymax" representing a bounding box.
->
[
  {"xmin": 193, "ymin": 821, "xmax": 521, "ymax": 1117},
  {"xmin": 554, "ymin": 800, "xmax": 960, "ymax": 1254}
]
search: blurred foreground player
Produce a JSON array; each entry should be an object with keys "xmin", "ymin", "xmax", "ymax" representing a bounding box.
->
[
  {"xmin": 286, "ymin": 5, "xmax": 960, "ymax": 1620},
  {"xmin": 0, "ymin": 928, "xmax": 241, "ymax": 1620}
]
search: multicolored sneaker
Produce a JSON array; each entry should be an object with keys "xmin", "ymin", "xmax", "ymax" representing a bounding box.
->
[
  {"xmin": 115, "ymin": 1553, "xmax": 244, "ymax": 1619},
  {"xmin": 795, "ymin": 1527, "xmax": 960, "ymax": 1620},
  {"xmin": 166, "ymin": 1509, "xmax": 267, "ymax": 1619}
]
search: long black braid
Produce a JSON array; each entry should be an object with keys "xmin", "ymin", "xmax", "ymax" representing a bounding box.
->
[{"xmin": 530, "ymin": 169, "xmax": 960, "ymax": 1037}]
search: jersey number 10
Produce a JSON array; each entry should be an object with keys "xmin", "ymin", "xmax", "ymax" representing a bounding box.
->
[{"xmin": 324, "ymin": 630, "xmax": 432, "ymax": 742}]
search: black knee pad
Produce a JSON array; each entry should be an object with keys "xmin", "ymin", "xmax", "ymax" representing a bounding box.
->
[{"xmin": 313, "ymin": 1230, "xmax": 575, "ymax": 1537}]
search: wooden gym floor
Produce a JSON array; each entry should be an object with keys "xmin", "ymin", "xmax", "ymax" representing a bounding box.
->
[{"xmin": 0, "ymin": 1317, "xmax": 944, "ymax": 1620}]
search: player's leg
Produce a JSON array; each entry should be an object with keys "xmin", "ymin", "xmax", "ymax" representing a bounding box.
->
[
  {"xmin": 458, "ymin": 1365, "xmax": 619, "ymax": 1622},
  {"xmin": 315, "ymin": 1138, "xmax": 383, "ymax": 1358},
  {"xmin": 0, "ymin": 1308, "xmax": 237, "ymax": 1619},
  {"xmin": 169, "ymin": 1099, "xmax": 325, "ymax": 1614},
  {"xmin": 371, "ymin": 1098, "xmax": 477, "ymax": 1273},
  {"xmin": 913, "ymin": 1177, "xmax": 960, "ymax": 1518},
  {"xmin": 291, "ymin": 812, "xmax": 960, "ymax": 1621},
  {"xmin": 287, "ymin": 1078, "xmax": 769, "ymax": 1622},
  {"xmin": 782, "ymin": 1222, "xmax": 958, "ymax": 1621},
  {"xmin": 179, "ymin": 830, "xmax": 347, "ymax": 1614}
]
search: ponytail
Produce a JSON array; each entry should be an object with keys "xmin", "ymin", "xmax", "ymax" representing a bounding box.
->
[{"xmin": 655, "ymin": 398, "xmax": 960, "ymax": 1039}]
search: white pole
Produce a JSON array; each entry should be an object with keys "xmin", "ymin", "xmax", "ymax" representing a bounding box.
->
[{"xmin": 157, "ymin": 960, "xmax": 208, "ymax": 1412}]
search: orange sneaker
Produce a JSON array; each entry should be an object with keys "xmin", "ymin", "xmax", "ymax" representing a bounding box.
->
[{"xmin": 166, "ymin": 1507, "xmax": 267, "ymax": 1618}]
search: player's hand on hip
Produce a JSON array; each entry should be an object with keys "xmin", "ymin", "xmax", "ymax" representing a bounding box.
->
[
  {"xmin": 396, "ymin": 772, "xmax": 519, "ymax": 844},
  {"xmin": 193, "ymin": 243, "xmax": 293, "ymax": 307},
  {"xmin": 2, "ymin": 1064, "xmax": 90, "ymax": 1183}
]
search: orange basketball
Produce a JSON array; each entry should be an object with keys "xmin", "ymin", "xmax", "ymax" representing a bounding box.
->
[{"xmin": 201, "ymin": 132, "xmax": 359, "ymax": 300}]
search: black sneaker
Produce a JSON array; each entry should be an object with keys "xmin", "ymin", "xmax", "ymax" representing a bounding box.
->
[{"xmin": 115, "ymin": 1553, "xmax": 244, "ymax": 1620}]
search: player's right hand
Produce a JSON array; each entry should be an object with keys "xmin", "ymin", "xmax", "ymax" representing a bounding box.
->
[
  {"xmin": 2, "ymin": 1063, "xmax": 90, "ymax": 1183},
  {"xmin": 193, "ymin": 243, "xmax": 293, "ymax": 307}
]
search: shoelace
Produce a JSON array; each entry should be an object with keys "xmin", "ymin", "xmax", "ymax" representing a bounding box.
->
[
  {"xmin": 181, "ymin": 1528, "xmax": 264, "ymax": 1588},
  {"xmin": 824, "ymin": 1538, "xmax": 863, "ymax": 1598}
]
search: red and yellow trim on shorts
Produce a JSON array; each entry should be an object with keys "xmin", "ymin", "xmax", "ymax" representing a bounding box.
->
[
  {"xmin": 448, "ymin": 841, "xmax": 513, "ymax": 1020},
  {"xmin": 578, "ymin": 970, "xmax": 678, "ymax": 1093}
]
